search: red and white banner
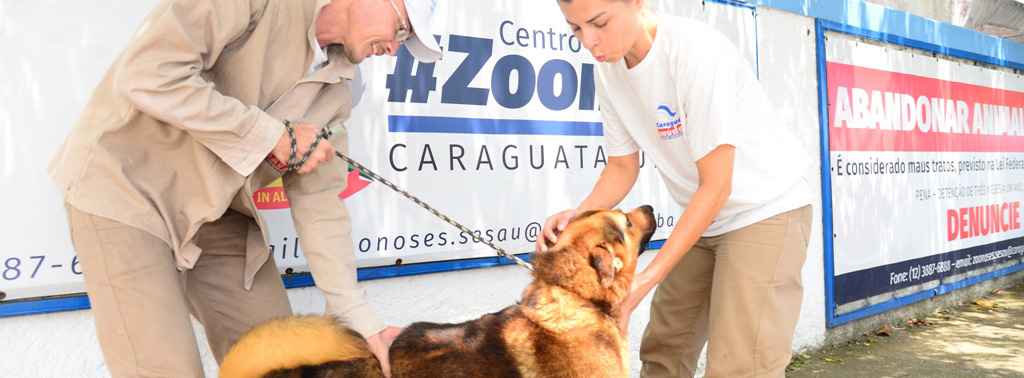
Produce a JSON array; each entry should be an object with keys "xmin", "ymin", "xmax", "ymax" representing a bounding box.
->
[{"xmin": 826, "ymin": 34, "xmax": 1024, "ymax": 309}]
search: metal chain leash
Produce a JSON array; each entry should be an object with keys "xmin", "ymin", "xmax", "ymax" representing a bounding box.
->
[
  {"xmin": 283, "ymin": 124, "xmax": 534, "ymax": 271},
  {"xmin": 332, "ymin": 150, "xmax": 535, "ymax": 272},
  {"xmin": 283, "ymin": 120, "xmax": 328, "ymax": 173}
]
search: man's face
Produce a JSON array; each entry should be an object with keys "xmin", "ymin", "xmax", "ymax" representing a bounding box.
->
[{"xmin": 343, "ymin": 0, "xmax": 410, "ymax": 63}]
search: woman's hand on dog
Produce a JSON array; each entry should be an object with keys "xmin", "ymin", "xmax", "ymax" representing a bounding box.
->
[
  {"xmin": 366, "ymin": 326, "xmax": 403, "ymax": 377},
  {"xmin": 617, "ymin": 290, "xmax": 642, "ymax": 336},
  {"xmin": 617, "ymin": 270, "xmax": 659, "ymax": 335},
  {"xmin": 537, "ymin": 209, "xmax": 577, "ymax": 252}
]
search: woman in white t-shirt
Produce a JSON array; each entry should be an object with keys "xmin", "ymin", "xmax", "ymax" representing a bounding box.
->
[{"xmin": 538, "ymin": 0, "xmax": 813, "ymax": 376}]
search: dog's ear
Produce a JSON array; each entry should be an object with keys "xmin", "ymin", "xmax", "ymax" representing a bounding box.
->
[{"xmin": 590, "ymin": 244, "xmax": 622, "ymax": 288}]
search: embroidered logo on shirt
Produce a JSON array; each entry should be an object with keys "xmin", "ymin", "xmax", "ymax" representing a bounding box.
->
[{"xmin": 655, "ymin": 104, "xmax": 684, "ymax": 140}]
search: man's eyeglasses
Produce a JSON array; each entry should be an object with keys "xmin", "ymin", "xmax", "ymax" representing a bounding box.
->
[{"xmin": 388, "ymin": 0, "xmax": 411, "ymax": 43}]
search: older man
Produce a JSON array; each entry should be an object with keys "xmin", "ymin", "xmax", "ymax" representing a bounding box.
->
[{"xmin": 48, "ymin": 0, "xmax": 442, "ymax": 376}]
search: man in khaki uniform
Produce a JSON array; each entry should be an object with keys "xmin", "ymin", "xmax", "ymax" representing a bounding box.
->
[{"xmin": 48, "ymin": 0, "xmax": 443, "ymax": 376}]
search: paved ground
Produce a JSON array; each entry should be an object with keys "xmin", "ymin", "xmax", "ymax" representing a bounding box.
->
[{"xmin": 786, "ymin": 280, "xmax": 1024, "ymax": 377}]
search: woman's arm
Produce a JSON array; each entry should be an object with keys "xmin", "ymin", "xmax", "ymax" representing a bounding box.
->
[{"xmin": 617, "ymin": 144, "xmax": 734, "ymax": 330}]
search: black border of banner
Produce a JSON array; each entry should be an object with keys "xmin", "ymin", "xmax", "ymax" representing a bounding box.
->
[{"xmin": 834, "ymin": 237, "xmax": 1024, "ymax": 305}]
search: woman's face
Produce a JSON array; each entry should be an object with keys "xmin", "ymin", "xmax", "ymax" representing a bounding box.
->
[{"xmin": 558, "ymin": 0, "xmax": 645, "ymax": 63}]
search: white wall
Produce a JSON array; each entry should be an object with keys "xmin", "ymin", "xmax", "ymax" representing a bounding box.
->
[
  {"xmin": 0, "ymin": 2, "xmax": 828, "ymax": 378},
  {"xmin": 755, "ymin": 7, "xmax": 828, "ymax": 352}
]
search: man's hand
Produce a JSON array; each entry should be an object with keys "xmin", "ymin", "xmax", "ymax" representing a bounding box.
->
[
  {"xmin": 271, "ymin": 122, "xmax": 335, "ymax": 174},
  {"xmin": 365, "ymin": 326, "xmax": 403, "ymax": 377}
]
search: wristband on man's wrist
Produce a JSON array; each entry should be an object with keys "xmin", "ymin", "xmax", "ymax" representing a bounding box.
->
[
  {"xmin": 267, "ymin": 120, "xmax": 333, "ymax": 174},
  {"xmin": 267, "ymin": 120, "xmax": 296, "ymax": 173},
  {"xmin": 267, "ymin": 152, "xmax": 289, "ymax": 173}
]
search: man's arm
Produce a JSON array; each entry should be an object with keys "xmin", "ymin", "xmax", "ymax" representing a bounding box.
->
[
  {"xmin": 113, "ymin": 0, "xmax": 282, "ymax": 176},
  {"xmin": 283, "ymin": 141, "xmax": 386, "ymax": 338}
]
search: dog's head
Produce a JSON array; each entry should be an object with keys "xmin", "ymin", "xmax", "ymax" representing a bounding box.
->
[{"xmin": 532, "ymin": 205, "xmax": 655, "ymax": 312}]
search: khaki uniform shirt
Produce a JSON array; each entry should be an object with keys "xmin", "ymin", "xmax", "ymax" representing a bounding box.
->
[{"xmin": 48, "ymin": 0, "xmax": 384, "ymax": 337}]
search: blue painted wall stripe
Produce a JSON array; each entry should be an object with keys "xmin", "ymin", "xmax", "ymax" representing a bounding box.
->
[
  {"xmin": 814, "ymin": 19, "xmax": 840, "ymax": 327},
  {"xmin": 0, "ymin": 240, "xmax": 667, "ymax": 318}
]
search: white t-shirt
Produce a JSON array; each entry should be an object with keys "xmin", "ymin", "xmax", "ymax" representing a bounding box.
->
[{"xmin": 597, "ymin": 14, "xmax": 811, "ymax": 236}]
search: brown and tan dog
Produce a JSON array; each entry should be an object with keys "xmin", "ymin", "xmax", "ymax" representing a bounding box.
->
[{"xmin": 219, "ymin": 205, "xmax": 655, "ymax": 378}]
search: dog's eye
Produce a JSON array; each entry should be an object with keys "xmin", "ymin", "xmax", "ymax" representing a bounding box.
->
[{"xmin": 626, "ymin": 219, "xmax": 633, "ymax": 227}]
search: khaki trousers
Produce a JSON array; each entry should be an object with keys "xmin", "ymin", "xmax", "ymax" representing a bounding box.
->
[
  {"xmin": 66, "ymin": 205, "xmax": 292, "ymax": 378},
  {"xmin": 639, "ymin": 205, "xmax": 812, "ymax": 378}
]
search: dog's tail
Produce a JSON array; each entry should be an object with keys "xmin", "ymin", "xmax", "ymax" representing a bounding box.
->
[{"xmin": 219, "ymin": 315, "xmax": 381, "ymax": 378}]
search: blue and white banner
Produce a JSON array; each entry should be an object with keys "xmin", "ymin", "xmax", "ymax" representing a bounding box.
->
[
  {"xmin": 260, "ymin": 0, "xmax": 757, "ymax": 270},
  {"xmin": 2, "ymin": 0, "xmax": 757, "ymax": 301}
]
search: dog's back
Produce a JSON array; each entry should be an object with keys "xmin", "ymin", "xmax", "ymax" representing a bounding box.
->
[
  {"xmin": 391, "ymin": 283, "xmax": 627, "ymax": 378},
  {"xmin": 390, "ymin": 306, "xmax": 524, "ymax": 378},
  {"xmin": 220, "ymin": 207, "xmax": 655, "ymax": 378},
  {"xmin": 221, "ymin": 302, "xmax": 624, "ymax": 378}
]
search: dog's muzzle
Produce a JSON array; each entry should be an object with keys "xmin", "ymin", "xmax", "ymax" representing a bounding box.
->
[{"xmin": 637, "ymin": 205, "xmax": 656, "ymax": 255}]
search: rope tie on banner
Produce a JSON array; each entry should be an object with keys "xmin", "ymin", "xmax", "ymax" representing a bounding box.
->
[{"xmin": 282, "ymin": 123, "xmax": 534, "ymax": 272}]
